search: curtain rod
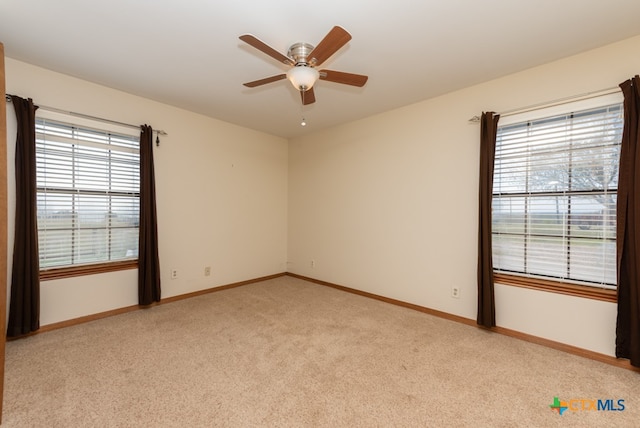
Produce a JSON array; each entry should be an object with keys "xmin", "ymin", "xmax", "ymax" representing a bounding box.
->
[
  {"xmin": 5, "ymin": 94, "xmax": 167, "ymax": 136},
  {"xmin": 468, "ymin": 86, "xmax": 621, "ymax": 123}
]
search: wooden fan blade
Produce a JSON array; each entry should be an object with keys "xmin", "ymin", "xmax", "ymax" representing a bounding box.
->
[
  {"xmin": 243, "ymin": 74, "xmax": 287, "ymax": 88},
  {"xmin": 301, "ymin": 87, "xmax": 316, "ymax": 105},
  {"xmin": 308, "ymin": 26, "xmax": 352, "ymax": 67},
  {"xmin": 319, "ymin": 70, "xmax": 368, "ymax": 87},
  {"xmin": 239, "ymin": 34, "xmax": 294, "ymax": 66}
]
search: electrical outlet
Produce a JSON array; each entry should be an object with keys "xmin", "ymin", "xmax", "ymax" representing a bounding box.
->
[
  {"xmin": 171, "ymin": 269, "xmax": 178, "ymax": 279},
  {"xmin": 311, "ymin": 260, "xmax": 315, "ymax": 268},
  {"xmin": 451, "ymin": 286, "xmax": 460, "ymax": 298},
  {"xmin": 204, "ymin": 266, "xmax": 211, "ymax": 276}
]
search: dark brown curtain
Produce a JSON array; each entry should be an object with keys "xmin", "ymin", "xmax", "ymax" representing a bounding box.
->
[
  {"xmin": 7, "ymin": 95, "xmax": 39, "ymax": 337},
  {"xmin": 477, "ymin": 111, "xmax": 500, "ymax": 328},
  {"xmin": 138, "ymin": 125, "xmax": 161, "ymax": 305},
  {"xmin": 616, "ymin": 76, "xmax": 640, "ymax": 367}
]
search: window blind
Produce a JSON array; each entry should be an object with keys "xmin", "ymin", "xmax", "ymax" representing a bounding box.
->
[
  {"xmin": 36, "ymin": 118, "xmax": 140, "ymax": 269},
  {"xmin": 492, "ymin": 104, "xmax": 623, "ymax": 288}
]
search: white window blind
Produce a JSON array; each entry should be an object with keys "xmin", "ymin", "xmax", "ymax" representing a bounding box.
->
[
  {"xmin": 36, "ymin": 118, "xmax": 140, "ymax": 269},
  {"xmin": 492, "ymin": 103, "xmax": 623, "ymax": 289}
]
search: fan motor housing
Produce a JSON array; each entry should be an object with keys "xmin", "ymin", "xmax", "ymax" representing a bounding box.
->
[{"xmin": 288, "ymin": 42, "xmax": 315, "ymax": 65}]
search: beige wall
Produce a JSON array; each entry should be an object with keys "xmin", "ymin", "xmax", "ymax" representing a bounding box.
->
[
  {"xmin": 288, "ymin": 35, "xmax": 640, "ymax": 357},
  {"xmin": 5, "ymin": 58, "xmax": 289, "ymax": 325}
]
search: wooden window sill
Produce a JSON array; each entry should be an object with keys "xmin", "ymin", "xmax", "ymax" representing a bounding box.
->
[
  {"xmin": 40, "ymin": 260, "xmax": 138, "ymax": 281},
  {"xmin": 493, "ymin": 272, "xmax": 617, "ymax": 303}
]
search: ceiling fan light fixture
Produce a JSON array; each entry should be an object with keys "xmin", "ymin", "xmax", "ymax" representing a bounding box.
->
[
  {"xmin": 240, "ymin": 26, "xmax": 367, "ymax": 107},
  {"xmin": 287, "ymin": 65, "xmax": 319, "ymax": 91}
]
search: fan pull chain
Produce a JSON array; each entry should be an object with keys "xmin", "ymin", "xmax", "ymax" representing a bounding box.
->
[{"xmin": 300, "ymin": 90, "xmax": 307, "ymax": 126}]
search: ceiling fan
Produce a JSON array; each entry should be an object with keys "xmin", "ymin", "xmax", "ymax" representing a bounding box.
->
[{"xmin": 239, "ymin": 26, "xmax": 368, "ymax": 105}]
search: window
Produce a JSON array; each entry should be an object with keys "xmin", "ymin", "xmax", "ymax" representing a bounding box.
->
[
  {"xmin": 492, "ymin": 101, "xmax": 623, "ymax": 294},
  {"xmin": 36, "ymin": 118, "xmax": 140, "ymax": 274}
]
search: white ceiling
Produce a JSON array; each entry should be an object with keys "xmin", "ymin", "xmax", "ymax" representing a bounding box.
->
[{"xmin": 2, "ymin": 1, "xmax": 640, "ymax": 139}]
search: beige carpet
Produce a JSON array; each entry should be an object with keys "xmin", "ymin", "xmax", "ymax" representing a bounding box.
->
[{"xmin": 3, "ymin": 276, "xmax": 639, "ymax": 427}]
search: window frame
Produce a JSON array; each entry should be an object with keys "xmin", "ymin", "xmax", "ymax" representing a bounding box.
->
[
  {"xmin": 40, "ymin": 260, "xmax": 138, "ymax": 281},
  {"xmin": 35, "ymin": 112, "xmax": 141, "ymax": 280},
  {"xmin": 491, "ymin": 93, "xmax": 623, "ymax": 302}
]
